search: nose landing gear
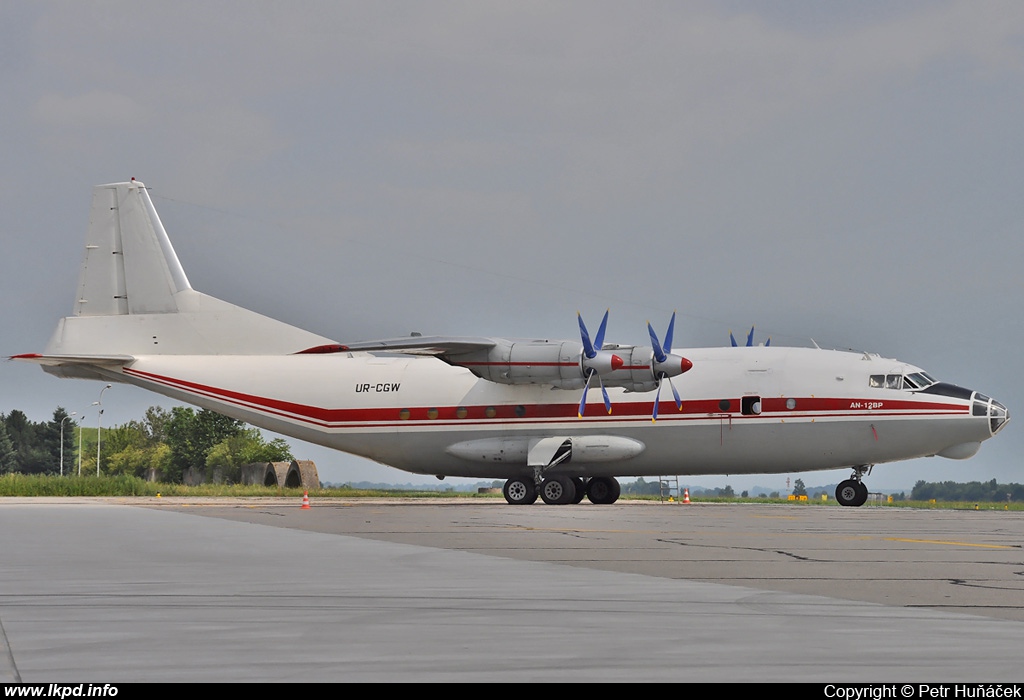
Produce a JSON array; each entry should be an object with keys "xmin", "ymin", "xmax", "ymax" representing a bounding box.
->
[{"xmin": 835, "ymin": 465, "xmax": 872, "ymax": 507}]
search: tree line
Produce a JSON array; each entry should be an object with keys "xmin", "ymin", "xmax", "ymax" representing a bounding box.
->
[
  {"xmin": 911, "ymin": 479, "xmax": 1022, "ymax": 502},
  {"xmin": 0, "ymin": 406, "xmax": 292, "ymax": 483}
]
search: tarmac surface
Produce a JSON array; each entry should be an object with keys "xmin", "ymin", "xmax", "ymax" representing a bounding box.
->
[{"xmin": 2, "ymin": 497, "xmax": 1023, "ymax": 682}]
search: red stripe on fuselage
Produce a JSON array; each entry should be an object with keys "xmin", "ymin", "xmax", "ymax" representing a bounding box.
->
[{"xmin": 122, "ymin": 366, "xmax": 969, "ymax": 431}]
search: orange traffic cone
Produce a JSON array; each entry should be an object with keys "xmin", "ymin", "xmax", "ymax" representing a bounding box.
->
[
  {"xmin": 301, "ymin": 491, "xmax": 311, "ymax": 510},
  {"xmin": 682, "ymin": 488, "xmax": 690, "ymax": 504}
]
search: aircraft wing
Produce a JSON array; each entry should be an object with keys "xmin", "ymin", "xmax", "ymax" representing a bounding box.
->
[{"xmin": 340, "ymin": 336, "xmax": 498, "ymax": 357}]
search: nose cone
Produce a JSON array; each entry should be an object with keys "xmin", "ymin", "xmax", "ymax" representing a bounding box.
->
[
  {"xmin": 655, "ymin": 354, "xmax": 693, "ymax": 378},
  {"xmin": 973, "ymin": 391, "xmax": 1010, "ymax": 435}
]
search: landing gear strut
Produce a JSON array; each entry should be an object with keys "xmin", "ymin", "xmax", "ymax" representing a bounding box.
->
[{"xmin": 835, "ymin": 465, "xmax": 872, "ymax": 507}]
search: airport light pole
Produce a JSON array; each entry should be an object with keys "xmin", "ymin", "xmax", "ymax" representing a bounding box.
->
[
  {"xmin": 96, "ymin": 384, "xmax": 112, "ymax": 477},
  {"xmin": 80, "ymin": 404, "xmax": 96, "ymax": 476},
  {"xmin": 59, "ymin": 412, "xmax": 77, "ymax": 477}
]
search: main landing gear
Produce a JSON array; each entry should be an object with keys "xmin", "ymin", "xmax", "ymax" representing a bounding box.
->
[
  {"xmin": 835, "ymin": 465, "xmax": 872, "ymax": 507},
  {"xmin": 502, "ymin": 476, "xmax": 621, "ymax": 505},
  {"xmin": 502, "ymin": 477, "xmax": 538, "ymax": 505}
]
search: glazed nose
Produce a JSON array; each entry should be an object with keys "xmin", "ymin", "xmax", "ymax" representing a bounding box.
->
[
  {"xmin": 973, "ymin": 392, "xmax": 1009, "ymax": 435},
  {"xmin": 989, "ymin": 399, "xmax": 1009, "ymax": 435}
]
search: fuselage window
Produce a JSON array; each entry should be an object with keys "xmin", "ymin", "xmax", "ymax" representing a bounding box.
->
[
  {"xmin": 456, "ymin": 407, "xmax": 468, "ymax": 419},
  {"xmin": 786, "ymin": 398, "xmax": 797, "ymax": 410},
  {"xmin": 719, "ymin": 399, "xmax": 731, "ymax": 412},
  {"xmin": 398, "ymin": 409, "xmax": 411, "ymax": 420}
]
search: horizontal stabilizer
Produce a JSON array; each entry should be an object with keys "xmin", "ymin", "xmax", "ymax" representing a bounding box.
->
[
  {"xmin": 10, "ymin": 353, "xmax": 134, "ymax": 366},
  {"xmin": 10, "ymin": 352, "xmax": 135, "ymax": 383}
]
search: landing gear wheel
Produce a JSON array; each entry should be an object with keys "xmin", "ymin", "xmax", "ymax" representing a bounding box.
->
[
  {"xmin": 540, "ymin": 475, "xmax": 575, "ymax": 505},
  {"xmin": 836, "ymin": 479, "xmax": 868, "ymax": 507},
  {"xmin": 586, "ymin": 476, "xmax": 621, "ymax": 505},
  {"xmin": 503, "ymin": 477, "xmax": 537, "ymax": 505}
]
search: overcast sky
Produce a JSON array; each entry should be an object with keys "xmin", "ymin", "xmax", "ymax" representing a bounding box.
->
[{"xmin": 2, "ymin": 1, "xmax": 1021, "ymax": 491}]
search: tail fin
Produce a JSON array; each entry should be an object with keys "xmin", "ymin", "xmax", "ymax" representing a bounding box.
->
[
  {"xmin": 73, "ymin": 178, "xmax": 192, "ymax": 317},
  {"xmin": 42, "ymin": 180, "xmax": 336, "ymax": 359}
]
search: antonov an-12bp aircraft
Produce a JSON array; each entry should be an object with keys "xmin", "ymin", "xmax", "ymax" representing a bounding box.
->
[{"xmin": 13, "ymin": 180, "xmax": 1010, "ymax": 506}]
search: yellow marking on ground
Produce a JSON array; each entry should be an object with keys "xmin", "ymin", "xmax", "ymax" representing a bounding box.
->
[{"xmin": 886, "ymin": 537, "xmax": 1015, "ymax": 549}]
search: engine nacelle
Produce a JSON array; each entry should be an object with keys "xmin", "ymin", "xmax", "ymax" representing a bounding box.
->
[
  {"xmin": 451, "ymin": 339, "xmax": 691, "ymax": 392},
  {"xmin": 452, "ymin": 339, "xmax": 592, "ymax": 389},
  {"xmin": 596, "ymin": 345, "xmax": 693, "ymax": 393}
]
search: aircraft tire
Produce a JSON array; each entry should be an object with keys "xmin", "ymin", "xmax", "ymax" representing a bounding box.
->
[
  {"xmin": 572, "ymin": 477, "xmax": 586, "ymax": 504},
  {"xmin": 854, "ymin": 481, "xmax": 869, "ymax": 507},
  {"xmin": 540, "ymin": 475, "xmax": 575, "ymax": 505},
  {"xmin": 586, "ymin": 476, "xmax": 621, "ymax": 505},
  {"xmin": 836, "ymin": 480, "xmax": 863, "ymax": 507},
  {"xmin": 503, "ymin": 477, "xmax": 538, "ymax": 505}
]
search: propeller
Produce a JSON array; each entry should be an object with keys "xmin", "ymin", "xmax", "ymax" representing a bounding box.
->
[
  {"xmin": 730, "ymin": 326, "xmax": 770, "ymax": 347},
  {"xmin": 647, "ymin": 312, "xmax": 693, "ymax": 422},
  {"xmin": 577, "ymin": 310, "xmax": 623, "ymax": 418}
]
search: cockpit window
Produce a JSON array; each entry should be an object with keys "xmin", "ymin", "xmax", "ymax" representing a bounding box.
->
[
  {"xmin": 870, "ymin": 374, "xmax": 903, "ymax": 390},
  {"xmin": 913, "ymin": 372, "xmax": 937, "ymax": 388},
  {"xmin": 903, "ymin": 372, "xmax": 937, "ymax": 389},
  {"xmin": 873, "ymin": 372, "xmax": 938, "ymax": 391}
]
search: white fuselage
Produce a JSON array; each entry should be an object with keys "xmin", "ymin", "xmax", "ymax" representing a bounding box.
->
[{"xmin": 107, "ymin": 345, "xmax": 998, "ymax": 480}]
